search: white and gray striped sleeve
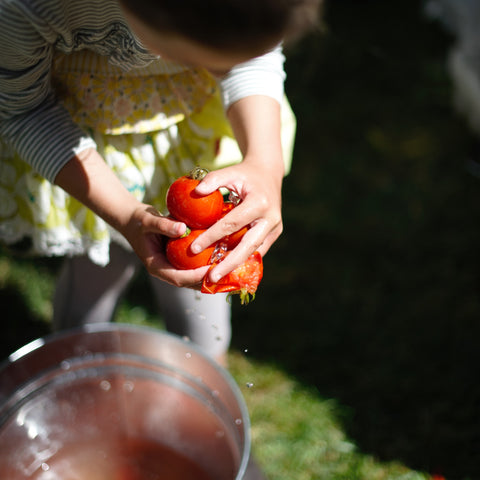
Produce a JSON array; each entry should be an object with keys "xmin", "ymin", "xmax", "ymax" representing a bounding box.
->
[
  {"xmin": 0, "ymin": 2, "xmax": 96, "ymax": 183},
  {"xmin": 219, "ymin": 45, "xmax": 286, "ymax": 110}
]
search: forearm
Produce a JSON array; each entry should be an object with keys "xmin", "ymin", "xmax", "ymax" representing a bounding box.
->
[
  {"xmin": 226, "ymin": 95, "xmax": 284, "ymax": 185},
  {"xmin": 54, "ymin": 148, "xmax": 143, "ymax": 235},
  {"xmin": 192, "ymin": 94, "xmax": 285, "ymax": 281}
]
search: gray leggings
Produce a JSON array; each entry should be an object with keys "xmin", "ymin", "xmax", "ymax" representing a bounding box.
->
[{"xmin": 52, "ymin": 243, "xmax": 232, "ymax": 359}]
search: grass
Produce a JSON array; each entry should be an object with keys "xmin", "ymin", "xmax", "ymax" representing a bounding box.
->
[{"xmin": 1, "ymin": 0, "xmax": 480, "ymax": 478}]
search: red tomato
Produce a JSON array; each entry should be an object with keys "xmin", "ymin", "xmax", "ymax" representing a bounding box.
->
[
  {"xmin": 166, "ymin": 229, "xmax": 216, "ymax": 270},
  {"xmin": 220, "ymin": 202, "xmax": 250, "ymax": 249},
  {"xmin": 224, "ymin": 229, "xmax": 248, "ymax": 249},
  {"xmin": 166, "ymin": 168, "xmax": 224, "ymax": 229},
  {"xmin": 201, "ymin": 251, "xmax": 263, "ymax": 304},
  {"xmin": 221, "ymin": 202, "xmax": 236, "ymax": 215}
]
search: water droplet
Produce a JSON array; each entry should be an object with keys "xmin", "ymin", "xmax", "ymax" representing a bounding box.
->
[
  {"xmin": 235, "ymin": 418, "xmax": 242, "ymax": 425},
  {"xmin": 246, "ymin": 382, "xmax": 254, "ymax": 389},
  {"xmin": 228, "ymin": 191, "xmax": 241, "ymax": 205},
  {"xmin": 211, "ymin": 243, "xmax": 228, "ymax": 263},
  {"xmin": 185, "ymin": 352, "xmax": 192, "ymax": 359},
  {"xmin": 215, "ymin": 430, "xmax": 225, "ymax": 438},
  {"xmin": 60, "ymin": 360, "xmax": 71, "ymax": 370},
  {"xmin": 123, "ymin": 381, "xmax": 134, "ymax": 393},
  {"xmin": 41, "ymin": 463, "xmax": 50, "ymax": 472},
  {"xmin": 100, "ymin": 380, "xmax": 111, "ymax": 391},
  {"xmin": 182, "ymin": 336, "xmax": 191, "ymax": 342},
  {"xmin": 244, "ymin": 348, "xmax": 249, "ymax": 354},
  {"xmin": 194, "ymin": 291, "xmax": 202, "ymax": 300},
  {"xmin": 27, "ymin": 424, "xmax": 38, "ymax": 439},
  {"xmin": 198, "ymin": 314, "xmax": 206, "ymax": 321},
  {"xmin": 212, "ymin": 390, "xmax": 220, "ymax": 397}
]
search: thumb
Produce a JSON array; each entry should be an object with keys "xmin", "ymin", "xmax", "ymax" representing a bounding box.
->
[
  {"xmin": 194, "ymin": 170, "xmax": 225, "ymax": 195},
  {"xmin": 144, "ymin": 209, "xmax": 186, "ymax": 237}
]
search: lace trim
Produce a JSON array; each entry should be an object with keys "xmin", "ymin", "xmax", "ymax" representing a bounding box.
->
[{"xmin": 0, "ymin": 219, "xmax": 112, "ymax": 266}]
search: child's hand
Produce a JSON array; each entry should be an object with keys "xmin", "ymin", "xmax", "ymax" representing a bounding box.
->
[
  {"xmin": 186, "ymin": 94, "xmax": 285, "ymax": 284},
  {"xmin": 121, "ymin": 204, "xmax": 210, "ymax": 289},
  {"xmin": 189, "ymin": 160, "xmax": 283, "ymax": 283},
  {"xmin": 56, "ymin": 150, "xmax": 210, "ymax": 289}
]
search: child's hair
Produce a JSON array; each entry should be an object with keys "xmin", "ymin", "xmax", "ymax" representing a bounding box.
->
[{"xmin": 119, "ymin": 0, "xmax": 322, "ymax": 53}]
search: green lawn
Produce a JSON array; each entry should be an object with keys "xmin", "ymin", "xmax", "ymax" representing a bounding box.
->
[{"xmin": 2, "ymin": 1, "xmax": 480, "ymax": 479}]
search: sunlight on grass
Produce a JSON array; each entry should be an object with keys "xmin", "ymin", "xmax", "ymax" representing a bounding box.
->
[
  {"xmin": 0, "ymin": 255, "xmax": 54, "ymax": 322},
  {"xmin": 0, "ymin": 249, "xmax": 436, "ymax": 479},
  {"xmin": 229, "ymin": 352, "xmax": 429, "ymax": 480},
  {"xmin": 116, "ymin": 303, "xmax": 164, "ymax": 329}
]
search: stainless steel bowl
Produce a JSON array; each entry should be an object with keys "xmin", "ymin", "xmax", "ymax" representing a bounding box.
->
[{"xmin": 0, "ymin": 324, "xmax": 250, "ymax": 479}]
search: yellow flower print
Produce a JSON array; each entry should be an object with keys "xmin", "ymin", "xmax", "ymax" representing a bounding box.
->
[{"xmin": 114, "ymin": 96, "xmax": 133, "ymax": 118}]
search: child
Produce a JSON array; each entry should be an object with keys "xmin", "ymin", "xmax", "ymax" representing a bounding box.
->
[{"xmin": 0, "ymin": 0, "xmax": 320, "ymax": 365}]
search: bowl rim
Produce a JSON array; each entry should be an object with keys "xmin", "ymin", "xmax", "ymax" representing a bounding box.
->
[{"xmin": 0, "ymin": 323, "xmax": 252, "ymax": 480}]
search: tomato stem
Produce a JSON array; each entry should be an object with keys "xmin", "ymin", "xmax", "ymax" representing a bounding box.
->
[
  {"xmin": 227, "ymin": 289, "xmax": 255, "ymax": 305},
  {"xmin": 188, "ymin": 167, "xmax": 209, "ymax": 181},
  {"xmin": 180, "ymin": 226, "xmax": 191, "ymax": 238}
]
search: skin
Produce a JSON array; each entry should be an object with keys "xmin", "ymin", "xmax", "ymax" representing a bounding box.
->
[{"xmin": 55, "ymin": 6, "xmax": 285, "ymax": 289}]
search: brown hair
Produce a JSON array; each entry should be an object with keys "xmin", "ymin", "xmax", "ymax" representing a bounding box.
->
[{"xmin": 119, "ymin": 0, "xmax": 322, "ymax": 53}]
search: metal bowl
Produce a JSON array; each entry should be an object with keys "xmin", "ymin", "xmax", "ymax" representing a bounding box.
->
[{"xmin": 0, "ymin": 324, "xmax": 250, "ymax": 479}]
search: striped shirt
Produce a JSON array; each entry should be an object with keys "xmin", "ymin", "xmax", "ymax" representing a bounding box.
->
[{"xmin": 0, "ymin": 0, "xmax": 286, "ymax": 182}]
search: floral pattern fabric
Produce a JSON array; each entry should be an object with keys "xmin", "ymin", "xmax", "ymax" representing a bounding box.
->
[
  {"xmin": 0, "ymin": 52, "xmax": 296, "ymax": 266},
  {"xmin": 0, "ymin": 54, "xmax": 237, "ymax": 265}
]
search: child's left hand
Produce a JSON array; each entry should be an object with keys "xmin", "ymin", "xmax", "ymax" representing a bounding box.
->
[{"xmin": 188, "ymin": 94, "xmax": 285, "ymax": 284}]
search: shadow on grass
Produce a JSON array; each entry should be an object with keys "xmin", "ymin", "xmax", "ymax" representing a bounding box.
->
[
  {"xmin": 232, "ymin": 1, "xmax": 480, "ymax": 478},
  {"xmin": 231, "ymin": 224, "xmax": 480, "ymax": 478}
]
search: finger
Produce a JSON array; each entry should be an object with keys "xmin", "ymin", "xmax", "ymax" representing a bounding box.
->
[
  {"xmin": 144, "ymin": 213, "xmax": 187, "ymax": 238},
  {"xmin": 189, "ymin": 200, "xmax": 259, "ymax": 253},
  {"xmin": 205, "ymin": 224, "xmax": 265, "ymax": 282},
  {"xmin": 195, "ymin": 168, "xmax": 245, "ymax": 196},
  {"xmin": 208, "ymin": 246, "xmax": 251, "ymax": 283},
  {"xmin": 150, "ymin": 260, "xmax": 210, "ymax": 288},
  {"xmin": 209, "ymin": 218, "xmax": 283, "ymax": 282},
  {"xmin": 194, "ymin": 170, "xmax": 223, "ymax": 195}
]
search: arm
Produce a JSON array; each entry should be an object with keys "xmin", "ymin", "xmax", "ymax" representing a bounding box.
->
[
  {"xmin": 0, "ymin": 2, "xmax": 96, "ymax": 181},
  {"xmin": 187, "ymin": 46, "xmax": 288, "ymax": 282},
  {"xmin": 192, "ymin": 94, "xmax": 285, "ymax": 283},
  {"xmin": 0, "ymin": 3, "xmax": 207, "ymax": 287},
  {"xmin": 55, "ymin": 148, "xmax": 210, "ymax": 286}
]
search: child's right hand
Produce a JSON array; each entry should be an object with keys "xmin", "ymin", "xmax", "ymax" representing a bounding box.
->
[{"xmin": 120, "ymin": 203, "xmax": 211, "ymax": 289}]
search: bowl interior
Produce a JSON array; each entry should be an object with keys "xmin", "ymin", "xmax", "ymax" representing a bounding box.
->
[{"xmin": 0, "ymin": 325, "xmax": 250, "ymax": 480}]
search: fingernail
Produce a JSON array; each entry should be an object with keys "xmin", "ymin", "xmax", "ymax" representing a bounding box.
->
[
  {"xmin": 176, "ymin": 223, "xmax": 187, "ymax": 236},
  {"xmin": 210, "ymin": 272, "xmax": 220, "ymax": 283},
  {"xmin": 190, "ymin": 243, "xmax": 201, "ymax": 254}
]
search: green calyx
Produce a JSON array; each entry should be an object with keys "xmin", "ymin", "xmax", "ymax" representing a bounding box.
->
[
  {"xmin": 227, "ymin": 289, "xmax": 256, "ymax": 305},
  {"xmin": 180, "ymin": 227, "xmax": 191, "ymax": 238},
  {"xmin": 188, "ymin": 166, "xmax": 209, "ymax": 181}
]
